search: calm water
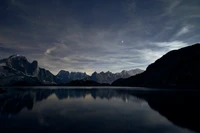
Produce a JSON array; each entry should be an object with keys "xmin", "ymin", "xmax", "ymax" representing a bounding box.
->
[{"xmin": 0, "ymin": 87, "xmax": 199, "ymax": 133}]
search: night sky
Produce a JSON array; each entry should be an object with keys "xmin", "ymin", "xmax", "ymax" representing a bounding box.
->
[{"xmin": 0, "ymin": 0, "xmax": 200, "ymax": 74}]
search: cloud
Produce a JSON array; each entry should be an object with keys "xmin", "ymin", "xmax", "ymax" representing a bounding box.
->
[
  {"xmin": 162, "ymin": 0, "xmax": 182, "ymax": 16},
  {"xmin": 152, "ymin": 41, "xmax": 188, "ymax": 51},
  {"xmin": 45, "ymin": 46, "xmax": 57, "ymax": 55},
  {"xmin": 175, "ymin": 26, "xmax": 191, "ymax": 37},
  {"xmin": 133, "ymin": 41, "xmax": 189, "ymax": 65}
]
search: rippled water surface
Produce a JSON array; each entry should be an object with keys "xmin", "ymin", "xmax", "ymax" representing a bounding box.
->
[{"xmin": 0, "ymin": 87, "xmax": 199, "ymax": 133}]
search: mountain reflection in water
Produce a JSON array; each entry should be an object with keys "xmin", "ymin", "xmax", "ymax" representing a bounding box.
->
[{"xmin": 0, "ymin": 87, "xmax": 199, "ymax": 133}]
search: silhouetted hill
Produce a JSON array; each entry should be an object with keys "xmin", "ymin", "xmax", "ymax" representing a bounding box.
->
[
  {"xmin": 112, "ymin": 44, "xmax": 200, "ymax": 88},
  {"xmin": 0, "ymin": 88, "xmax": 6, "ymax": 94}
]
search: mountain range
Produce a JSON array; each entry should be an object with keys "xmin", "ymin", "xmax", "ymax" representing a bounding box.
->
[
  {"xmin": 90, "ymin": 69, "xmax": 144, "ymax": 84},
  {"xmin": 56, "ymin": 69, "xmax": 144, "ymax": 85},
  {"xmin": 0, "ymin": 55, "xmax": 143, "ymax": 86}
]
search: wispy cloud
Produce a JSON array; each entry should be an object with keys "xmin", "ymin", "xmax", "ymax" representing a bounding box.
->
[
  {"xmin": 161, "ymin": 0, "xmax": 182, "ymax": 16},
  {"xmin": 45, "ymin": 46, "xmax": 57, "ymax": 55},
  {"xmin": 152, "ymin": 41, "xmax": 188, "ymax": 51},
  {"xmin": 175, "ymin": 26, "xmax": 191, "ymax": 37},
  {"xmin": 135, "ymin": 41, "xmax": 189, "ymax": 64}
]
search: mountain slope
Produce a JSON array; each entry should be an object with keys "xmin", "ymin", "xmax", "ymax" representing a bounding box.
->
[
  {"xmin": 0, "ymin": 55, "xmax": 55, "ymax": 86},
  {"xmin": 112, "ymin": 44, "xmax": 200, "ymax": 88}
]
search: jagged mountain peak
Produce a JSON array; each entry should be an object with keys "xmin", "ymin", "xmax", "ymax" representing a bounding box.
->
[
  {"xmin": 8, "ymin": 54, "xmax": 24, "ymax": 58},
  {"xmin": 6, "ymin": 54, "xmax": 38, "ymax": 67},
  {"xmin": 57, "ymin": 70, "xmax": 70, "ymax": 75},
  {"xmin": 89, "ymin": 69, "xmax": 144, "ymax": 84},
  {"xmin": 7, "ymin": 55, "xmax": 28, "ymax": 63},
  {"xmin": 0, "ymin": 55, "xmax": 55, "ymax": 86},
  {"xmin": 55, "ymin": 70, "xmax": 89, "ymax": 84},
  {"xmin": 92, "ymin": 71, "xmax": 98, "ymax": 75}
]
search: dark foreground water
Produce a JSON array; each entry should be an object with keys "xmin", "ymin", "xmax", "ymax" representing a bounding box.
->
[{"xmin": 0, "ymin": 87, "xmax": 200, "ymax": 133}]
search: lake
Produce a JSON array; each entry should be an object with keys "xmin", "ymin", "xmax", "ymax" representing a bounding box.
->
[{"xmin": 0, "ymin": 87, "xmax": 199, "ymax": 133}]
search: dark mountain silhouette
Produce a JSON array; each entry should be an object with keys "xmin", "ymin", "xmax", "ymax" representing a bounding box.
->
[{"xmin": 112, "ymin": 44, "xmax": 200, "ymax": 88}]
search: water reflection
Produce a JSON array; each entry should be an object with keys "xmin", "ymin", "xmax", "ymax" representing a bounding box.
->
[
  {"xmin": 0, "ymin": 88, "xmax": 199, "ymax": 133},
  {"xmin": 0, "ymin": 89, "xmax": 133, "ymax": 115},
  {"xmin": 124, "ymin": 90, "xmax": 200, "ymax": 133}
]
